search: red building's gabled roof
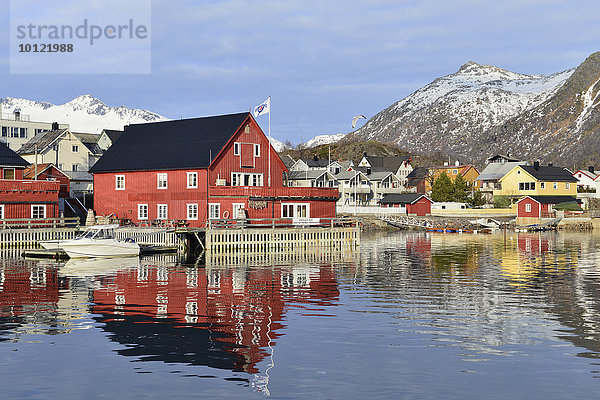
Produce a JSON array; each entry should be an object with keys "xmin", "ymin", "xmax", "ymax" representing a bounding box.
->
[
  {"xmin": 90, "ymin": 112, "xmax": 250, "ymax": 173},
  {"xmin": 23, "ymin": 163, "xmax": 69, "ymax": 180}
]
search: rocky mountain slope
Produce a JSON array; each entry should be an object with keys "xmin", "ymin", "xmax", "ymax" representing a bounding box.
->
[{"xmin": 347, "ymin": 52, "xmax": 600, "ymax": 166}]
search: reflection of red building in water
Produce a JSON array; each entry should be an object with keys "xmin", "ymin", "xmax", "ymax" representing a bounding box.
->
[
  {"xmin": 517, "ymin": 234, "xmax": 549, "ymax": 254},
  {"xmin": 0, "ymin": 263, "xmax": 64, "ymax": 321},
  {"xmin": 406, "ymin": 234, "xmax": 432, "ymax": 264},
  {"xmin": 92, "ymin": 265, "xmax": 339, "ymax": 373}
]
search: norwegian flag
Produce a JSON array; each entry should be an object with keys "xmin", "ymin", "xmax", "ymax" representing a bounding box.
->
[{"xmin": 253, "ymin": 97, "xmax": 270, "ymax": 117}]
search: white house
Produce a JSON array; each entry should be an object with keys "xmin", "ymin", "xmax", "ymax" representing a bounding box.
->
[
  {"xmin": 573, "ymin": 167, "xmax": 599, "ymax": 190},
  {"xmin": 17, "ymin": 128, "xmax": 102, "ymax": 206},
  {"xmin": 357, "ymin": 154, "xmax": 413, "ymax": 188}
]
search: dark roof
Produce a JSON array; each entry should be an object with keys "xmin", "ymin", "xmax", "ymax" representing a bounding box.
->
[
  {"xmin": 301, "ymin": 157, "xmax": 329, "ymax": 168},
  {"xmin": 0, "ymin": 141, "xmax": 29, "ymax": 168},
  {"xmin": 73, "ymin": 133, "xmax": 103, "ymax": 155},
  {"xmin": 103, "ymin": 129, "xmax": 123, "ymax": 143},
  {"xmin": 520, "ymin": 165, "xmax": 578, "ymax": 182},
  {"xmin": 406, "ymin": 167, "xmax": 428, "ymax": 186},
  {"xmin": 281, "ymin": 154, "xmax": 296, "ymax": 169},
  {"xmin": 486, "ymin": 154, "xmax": 520, "ymax": 163},
  {"xmin": 363, "ymin": 155, "xmax": 410, "ymax": 172},
  {"xmin": 17, "ymin": 129, "xmax": 67, "ymax": 155},
  {"xmin": 90, "ymin": 113, "xmax": 249, "ymax": 173},
  {"xmin": 521, "ymin": 195, "xmax": 580, "ymax": 204},
  {"xmin": 379, "ymin": 193, "xmax": 431, "ymax": 205}
]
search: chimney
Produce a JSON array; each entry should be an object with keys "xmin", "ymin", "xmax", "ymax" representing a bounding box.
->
[
  {"xmin": 589, "ymin": 166, "xmax": 595, "ymax": 173},
  {"xmin": 313, "ymin": 155, "xmax": 319, "ymax": 162},
  {"xmin": 51, "ymin": 122, "xmax": 59, "ymax": 130},
  {"xmin": 533, "ymin": 161, "xmax": 540, "ymax": 170},
  {"xmin": 444, "ymin": 161, "xmax": 449, "ymax": 166},
  {"xmin": 548, "ymin": 163, "xmax": 553, "ymax": 167},
  {"xmin": 454, "ymin": 160, "xmax": 460, "ymax": 166},
  {"xmin": 363, "ymin": 152, "xmax": 367, "ymax": 157}
]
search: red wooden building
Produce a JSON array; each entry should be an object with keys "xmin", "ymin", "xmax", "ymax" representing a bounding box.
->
[
  {"xmin": 0, "ymin": 142, "xmax": 60, "ymax": 220},
  {"xmin": 379, "ymin": 193, "xmax": 433, "ymax": 216},
  {"xmin": 90, "ymin": 112, "xmax": 338, "ymax": 227},
  {"xmin": 516, "ymin": 195, "xmax": 580, "ymax": 225},
  {"xmin": 24, "ymin": 163, "xmax": 70, "ymax": 198}
]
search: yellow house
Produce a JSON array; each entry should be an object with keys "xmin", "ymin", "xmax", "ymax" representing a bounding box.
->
[
  {"xmin": 426, "ymin": 164, "xmax": 479, "ymax": 192},
  {"xmin": 494, "ymin": 163, "xmax": 577, "ymax": 199}
]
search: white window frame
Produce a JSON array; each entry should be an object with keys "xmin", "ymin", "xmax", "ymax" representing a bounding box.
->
[
  {"xmin": 254, "ymin": 143, "xmax": 260, "ymax": 157},
  {"xmin": 234, "ymin": 142, "xmax": 240, "ymax": 156},
  {"xmin": 31, "ymin": 205, "xmax": 46, "ymax": 219},
  {"xmin": 187, "ymin": 203, "xmax": 199, "ymax": 220},
  {"xmin": 157, "ymin": 173, "xmax": 168, "ymax": 189},
  {"xmin": 187, "ymin": 172, "xmax": 198, "ymax": 188},
  {"xmin": 3, "ymin": 168, "xmax": 15, "ymax": 180},
  {"xmin": 231, "ymin": 172, "xmax": 263, "ymax": 187},
  {"xmin": 281, "ymin": 203, "xmax": 310, "ymax": 218},
  {"xmin": 208, "ymin": 203, "xmax": 220, "ymax": 220},
  {"xmin": 566, "ymin": 182, "xmax": 570, "ymax": 190},
  {"xmin": 553, "ymin": 182, "xmax": 558, "ymax": 190},
  {"xmin": 72, "ymin": 145, "xmax": 79, "ymax": 152},
  {"xmin": 540, "ymin": 182, "xmax": 545, "ymax": 189},
  {"xmin": 0, "ymin": 204, "xmax": 4, "ymax": 219},
  {"xmin": 157, "ymin": 204, "xmax": 168, "ymax": 220},
  {"xmin": 232, "ymin": 203, "xmax": 245, "ymax": 219},
  {"xmin": 115, "ymin": 175, "xmax": 125, "ymax": 190},
  {"xmin": 72, "ymin": 164, "xmax": 79, "ymax": 172},
  {"xmin": 138, "ymin": 204, "xmax": 148, "ymax": 220},
  {"xmin": 525, "ymin": 203, "xmax": 531, "ymax": 213}
]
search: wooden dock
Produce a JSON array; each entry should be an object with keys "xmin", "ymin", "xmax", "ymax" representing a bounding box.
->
[
  {"xmin": 2, "ymin": 217, "xmax": 361, "ymax": 259},
  {"xmin": 203, "ymin": 217, "xmax": 360, "ymax": 255}
]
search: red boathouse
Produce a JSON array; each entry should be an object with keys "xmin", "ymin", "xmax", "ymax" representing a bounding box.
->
[
  {"xmin": 379, "ymin": 193, "xmax": 433, "ymax": 216},
  {"xmin": 90, "ymin": 112, "xmax": 338, "ymax": 227}
]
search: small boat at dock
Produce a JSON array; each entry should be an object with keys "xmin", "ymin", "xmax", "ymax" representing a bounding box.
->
[{"xmin": 40, "ymin": 224, "xmax": 140, "ymax": 258}]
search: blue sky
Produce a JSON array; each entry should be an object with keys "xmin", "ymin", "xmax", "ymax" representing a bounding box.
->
[{"xmin": 2, "ymin": 0, "xmax": 600, "ymax": 144}]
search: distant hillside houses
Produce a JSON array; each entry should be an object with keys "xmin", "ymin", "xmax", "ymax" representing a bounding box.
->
[{"xmin": 287, "ymin": 153, "xmax": 414, "ymax": 206}]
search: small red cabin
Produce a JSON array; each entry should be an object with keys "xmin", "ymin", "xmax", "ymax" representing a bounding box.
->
[
  {"xmin": 516, "ymin": 195, "xmax": 580, "ymax": 225},
  {"xmin": 379, "ymin": 193, "xmax": 432, "ymax": 216},
  {"xmin": 24, "ymin": 163, "xmax": 70, "ymax": 198},
  {"xmin": 90, "ymin": 113, "xmax": 338, "ymax": 227}
]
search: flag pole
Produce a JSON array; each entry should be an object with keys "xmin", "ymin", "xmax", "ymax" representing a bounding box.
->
[{"xmin": 268, "ymin": 95, "xmax": 271, "ymax": 187}]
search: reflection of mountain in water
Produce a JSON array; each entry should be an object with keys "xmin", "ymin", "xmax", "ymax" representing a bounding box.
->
[
  {"xmin": 357, "ymin": 231, "xmax": 600, "ymax": 360},
  {"xmin": 92, "ymin": 264, "xmax": 339, "ymax": 373}
]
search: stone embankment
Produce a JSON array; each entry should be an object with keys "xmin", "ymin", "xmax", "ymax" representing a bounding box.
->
[{"xmin": 360, "ymin": 216, "xmax": 499, "ymax": 231}]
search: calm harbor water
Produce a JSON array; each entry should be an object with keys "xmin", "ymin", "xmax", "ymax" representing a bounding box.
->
[{"xmin": 1, "ymin": 231, "xmax": 600, "ymax": 399}]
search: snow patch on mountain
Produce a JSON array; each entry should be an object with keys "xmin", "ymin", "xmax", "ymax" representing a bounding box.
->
[
  {"xmin": 304, "ymin": 133, "xmax": 346, "ymax": 148},
  {"xmin": 268, "ymin": 136, "xmax": 289, "ymax": 152}
]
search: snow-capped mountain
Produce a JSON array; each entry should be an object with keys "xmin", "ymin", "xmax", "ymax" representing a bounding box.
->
[
  {"xmin": 268, "ymin": 136, "xmax": 289, "ymax": 152},
  {"xmin": 0, "ymin": 95, "xmax": 167, "ymax": 133},
  {"xmin": 0, "ymin": 95, "xmax": 300, "ymax": 153},
  {"xmin": 304, "ymin": 133, "xmax": 346, "ymax": 148},
  {"xmin": 347, "ymin": 55, "xmax": 600, "ymax": 164}
]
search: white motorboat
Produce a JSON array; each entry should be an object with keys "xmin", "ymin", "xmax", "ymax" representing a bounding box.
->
[{"xmin": 41, "ymin": 224, "xmax": 140, "ymax": 258}]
